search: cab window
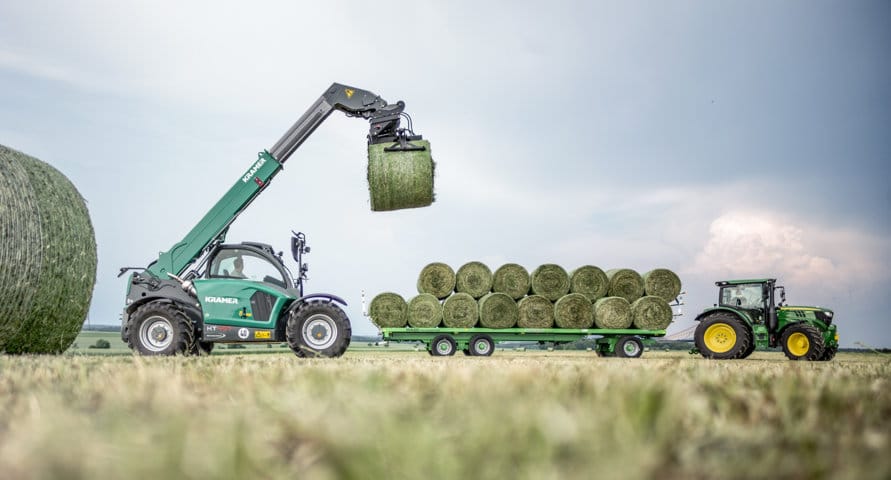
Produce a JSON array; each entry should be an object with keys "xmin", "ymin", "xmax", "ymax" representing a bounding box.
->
[
  {"xmin": 720, "ymin": 283, "xmax": 764, "ymax": 309},
  {"xmin": 209, "ymin": 249, "xmax": 286, "ymax": 287}
]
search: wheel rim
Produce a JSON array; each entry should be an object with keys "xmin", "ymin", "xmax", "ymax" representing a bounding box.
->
[
  {"xmin": 436, "ymin": 340, "xmax": 452, "ymax": 355},
  {"xmin": 139, "ymin": 315, "xmax": 174, "ymax": 352},
  {"xmin": 787, "ymin": 332, "xmax": 810, "ymax": 357},
  {"xmin": 302, "ymin": 314, "xmax": 337, "ymax": 350},
  {"xmin": 623, "ymin": 340, "xmax": 641, "ymax": 357},
  {"xmin": 703, "ymin": 323, "xmax": 737, "ymax": 354},
  {"xmin": 475, "ymin": 339, "xmax": 492, "ymax": 355}
]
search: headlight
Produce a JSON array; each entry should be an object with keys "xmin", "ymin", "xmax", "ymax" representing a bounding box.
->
[{"xmin": 825, "ymin": 311, "xmax": 833, "ymax": 318}]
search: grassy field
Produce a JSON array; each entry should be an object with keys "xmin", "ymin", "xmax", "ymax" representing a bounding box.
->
[{"xmin": 0, "ymin": 345, "xmax": 889, "ymax": 480}]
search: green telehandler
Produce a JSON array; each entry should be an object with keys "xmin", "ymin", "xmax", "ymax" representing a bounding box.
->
[
  {"xmin": 693, "ymin": 278, "xmax": 839, "ymax": 361},
  {"xmin": 118, "ymin": 83, "xmax": 428, "ymax": 357}
]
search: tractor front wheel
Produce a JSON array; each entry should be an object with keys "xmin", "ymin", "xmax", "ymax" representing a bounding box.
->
[
  {"xmin": 694, "ymin": 312, "xmax": 752, "ymax": 360},
  {"xmin": 286, "ymin": 300, "xmax": 352, "ymax": 358},
  {"xmin": 781, "ymin": 323, "xmax": 825, "ymax": 361}
]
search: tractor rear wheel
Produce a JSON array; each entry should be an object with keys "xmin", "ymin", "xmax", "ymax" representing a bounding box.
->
[
  {"xmin": 781, "ymin": 323, "xmax": 825, "ymax": 361},
  {"xmin": 129, "ymin": 302, "xmax": 195, "ymax": 356},
  {"xmin": 694, "ymin": 312, "xmax": 752, "ymax": 360},
  {"xmin": 286, "ymin": 300, "xmax": 351, "ymax": 358}
]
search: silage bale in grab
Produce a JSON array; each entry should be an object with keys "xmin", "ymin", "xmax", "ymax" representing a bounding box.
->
[
  {"xmin": 492, "ymin": 263, "xmax": 530, "ymax": 300},
  {"xmin": 407, "ymin": 293, "xmax": 443, "ymax": 328},
  {"xmin": 517, "ymin": 295, "xmax": 554, "ymax": 328},
  {"xmin": 554, "ymin": 293, "xmax": 594, "ymax": 329},
  {"xmin": 570, "ymin": 265, "xmax": 609, "ymax": 301},
  {"xmin": 643, "ymin": 268, "xmax": 682, "ymax": 302},
  {"xmin": 369, "ymin": 292, "xmax": 408, "ymax": 328},
  {"xmin": 416, "ymin": 262, "xmax": 455, "ymax": 299},
  {"xmin": 442, "ymin": 292, "xmax": 478, "ymax": 328},
  {"xmin": 456, "ymin": 261, "xmax": 493, "ymax": 299},
  {"xmin": 530, "ymin": 264, "xmax": 570, "ymax": 301},
  {"xmin": 593, "ymin": 297, "xmax": 632, "ymax": 329},
  {"xmin": 478, "ymin": 292, "xmax": 519, "ymax": 329},
  {"xmin": 367, "ymin": 139, "xmax": 435, "ymax": 211},
  {"xmin": 606, "ymin": 268, "xmax": 644, "ymax": 303},
  {"xmin": 0, "ymin": 145, "xmax": 97, "ymax": 354},
  {"xmin": 631, "ymin": 296, "xmax": 673, "ymax": 330}
]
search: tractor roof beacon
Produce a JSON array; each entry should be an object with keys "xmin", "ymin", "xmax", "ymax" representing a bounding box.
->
[
  {"xmin": 693, "ymin": 278, "xmax": 839, "ymax": 361},
  {"xmin": 119, "ymin": 83, "xmax": 427, "ymax": 358}
]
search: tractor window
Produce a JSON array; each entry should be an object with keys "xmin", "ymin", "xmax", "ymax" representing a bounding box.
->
[
  {"xmin": 209, "ymin": 249, "xmax": 286, "ymax": 286},
  {"xmin": 720, "ymin": 283, "xmax": 765, "ymax": 309}
]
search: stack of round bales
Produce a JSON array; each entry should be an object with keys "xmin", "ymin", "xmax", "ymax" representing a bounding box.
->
[
  {"xmin": 369, "ymin": 261, "xmax": 680, "ymax": 332},
  {"xmin": 0, "ymin": 145, "xmax": 97, "ymax": 354}
]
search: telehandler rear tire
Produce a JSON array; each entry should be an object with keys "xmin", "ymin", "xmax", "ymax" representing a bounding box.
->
[
  {"xmin": 129, "ymin": 302, "xmax": 195, "ymax": 356},
  {"xmin": 694, "ymin": 312, "xmax": 752, "ymax": 360},
  {"xmin": 287, "ymin": 300, "xmax": 351, "ymax": 358},
  {"xmin": 781, "ymin": 323, "xmax": 825, "ymax": 361}
]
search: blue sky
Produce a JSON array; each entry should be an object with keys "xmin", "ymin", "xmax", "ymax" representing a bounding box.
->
[{"xmin": 1, "ymin": 1, "xmax": 889, "ymax": 347}]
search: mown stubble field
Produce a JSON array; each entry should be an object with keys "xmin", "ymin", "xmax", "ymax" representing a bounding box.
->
[{"xmin": 0, "ymin": 350, "xmax": 888, "ymax": 480}]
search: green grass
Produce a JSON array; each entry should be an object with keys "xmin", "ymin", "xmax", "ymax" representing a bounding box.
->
[{"xmin": 1, "ymin": 349, "xmax": 889, "ymax": 479}]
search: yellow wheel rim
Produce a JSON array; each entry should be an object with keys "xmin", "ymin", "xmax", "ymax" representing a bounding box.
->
[
  {"xmin": 787, "ymin": 332, "xmax": 810, "ymax": 357},
  {"xmin": 704, "ymin": 323, "xmax": 737, "ymax": 354}
]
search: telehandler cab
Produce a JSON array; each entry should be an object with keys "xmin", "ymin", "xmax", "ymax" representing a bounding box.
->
[
  {"xmin": 693, "ymin": 279, "xmax": 839, "ymax": 361},
  {"xmin": 119, "ymin": 83, "xmax": 427, "ymax": 357}
]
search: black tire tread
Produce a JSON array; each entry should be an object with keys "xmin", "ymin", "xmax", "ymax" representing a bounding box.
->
[
  {"xmin": 694, "ymin": 312, "xmax": 753, "ymax": 360},
  {"xmin": 127, "ymin": 301, "xmax": 195, "ymax": 356},
  {"xmin": 286, "ymin": 300, "xmax": 352, "ymax": 358}
]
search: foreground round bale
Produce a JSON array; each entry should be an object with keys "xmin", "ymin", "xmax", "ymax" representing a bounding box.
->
[
  {"xmin": 517, "ymin": 295, "xmax": 554, "ymax": 328},
  {"xmin": 0, "ymin": 145, "xmax": 97, "ymax": 354},
  {"xmin": 369, "ymin": 292, "xmax": 408, "ymax": 328},
  {"xmin": 643, "ymin": 268, "xmax": 682, "ymax": 302},
  {"xmin": 456, "ymin": 261, "xmax": 493, "ymax": 299},
  {"xmin": 593, "ymin": 297, "xmax": 632, "ymax": 329},
  {"xmin": 530, "ymin": 264, "xmax": 570, "ymax": 301},
  {"xmin": 478, "ymin": 292, "xmax": 519, "ymax": 329},
  {"xmin": 570, "ymin": 265, "xmax": 609, "ymax": 301},
  {"xmin": 416, "ymin": 262, "xmax": 456, "ymax": 299},
  {"xmin": 367, "ymin": 139, "xmax": 435, "ymax": 211},
  {"xmin": 554, "ymin": 293, "xmax": 594, "ymax": 329},
  {"xmin": 407, "ymin": 293, "xmax": 443, "ymax": 328},
  {"xmin": 606, "ymin": 268, "xmax": 644, "ymax": 303},
  {"xmin": 631, "ymin": 296, "xmax": 673, "ymax": 330},
  {"xmin": 492, "ymin": 263, "xmax": 530, "ymax": 300},
  {"xmin": 442, "ymin": 292, "xmax": 478, "ymax": 328}
]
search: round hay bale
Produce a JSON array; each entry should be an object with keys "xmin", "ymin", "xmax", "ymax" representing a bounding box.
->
[
  {"xmin": 492, "ymin": 263, "xmax": 530, "ymax": 300},
  {"xmin": 530, "ymin": 264, "xmax": 570, "ymax": 301},
  {"xmin": 368, "ymin": 292, "xmax": 408, "ymax": 328},
  {"xmin": 416, "ymin": 262, "xmax": 456, "ymax": 299},
  {"xmin": 570, "ymin": 265, "xmax": 609, "ymax": 301},
  {"xmin": 478, "ymin": 292, "xmax": 519, "ymax": 329},
  {"xmin": 631, "ymin": 296, "xmax": 673, "ymax": 330},
  {"xmin": 442, "ymin": 292, "xmax": 478, "ymax": 328},
  {"xmin": 593, "ymin": 297, "xmax": 632, "ymax": 329},
  {"xmin": 643, "ymin": 268, "xmax": 682, "ymax": 302},
  {"xmin": 367, "ymin": 139, "xmax": 435, "ymax": 211},
  {"xmin": 0, "ymin": 145, "xmax": 97, "ymax": 354},
  {"xmin": 606, "ymin": 268, "xmax": 644, "ymax": 303},
  {"xmin": 407, "ymin": 293, "xmax": 443, "ymax": 328},
  {"xmin": 455, "ymin": 261, "xmax": 493, "ymax": 299},
  {"xmin": 554, "ymin": 293, "xmax": 594, "ymax": 329},
  {"xmin": 517, "ymin": 295, "xmax": 555, "ymax": 328}
]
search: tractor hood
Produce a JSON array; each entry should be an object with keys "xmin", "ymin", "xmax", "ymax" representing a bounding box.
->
[{"xmin": 779, "ymin": 306, "xmax": 835, "ymax": 325}]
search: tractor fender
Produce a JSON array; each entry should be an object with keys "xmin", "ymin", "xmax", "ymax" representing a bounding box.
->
[
  {"xmin": 695, "ymin": 306, "xmax": 754, "ymax": 327},
  {"xmin": 121, "ymin": 296, "xmax": 202, "ymax": 343}
]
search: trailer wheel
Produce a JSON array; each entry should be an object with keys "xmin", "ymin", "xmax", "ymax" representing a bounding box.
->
[
  {"xmin": 615, "ymin": 336, "xmax": 643, "ymax": 358},
  {"xmin": 431, "ymin": 335, "xmax": 457, "ymax": 356},
  {"xmin": 130, "ymin": 302, "xmax": 194, "ymax": 356},
  {"xmin": 469, "ymin": 334, "xmax": 495, "ymax": 357},
  {"xmin": 286, "ymin": 300, "xmax": 351, "ymax": 358},
  {"xmin": 694, "ymin": 312, "xmax": 752, "ymax": 359},
  {"xmin": 781, "ymin": 323, "xmax": 825, "ymax": 361}
]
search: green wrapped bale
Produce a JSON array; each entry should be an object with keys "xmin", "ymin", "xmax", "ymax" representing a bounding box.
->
[
  {"xmin": 367, "ymin": 139, "xmax": 435, "ymax": 211},
  {"xmin": 407, "ymin": 293, "xmax": 443, "ymax": 328},
  {"xmin": 517, "ymin": 295, "xmax": 555, "ymax": 328},
  {"xmin": 492, "ymin": 263, "xmax": 530, "ymax": 300},
  {"xmin": 369, "ymin": 292, "xmax": 408, "ymax": 328},
  {"xmin": 631, "ymin": 296, "xmax": 673, "ymax": 330},
  {"xmin": 478, "ymin": 292, "xmax": 519, "ymax": 329},
  {"xmin": 554, "ymin": 293, "xmax": 594, "ymax": 329},
  {"xmin": 530, "ymin": 264, "xmax": 570, "ymax": 301},
  {"xmin": 416, "ymin": 262, "xmax": 456, "ymax": 299},
  {"xmin": 643, "ymin": 268, "xmax": 682, "ymax": 302},
  {"xmin": 456, "ymin": 261, "xmax": 493, "ymax": 299},
  {"xmin": 593, "ymin": 297, "xmax": 632, "ymax": 329},
  {"xmin": 442, "ymin": 292, "xmax": 478, "ymax": 328},
  {"xmin": 570, "ymin": 265, "xmax": 609, "ymax": 301},
  {"xmin": 606, "ymin": 268, "xmax": 644, "ymax": 303},
  {"xmin": 0, "ymin": 145, "xmax": 97, "ymax": 354}
]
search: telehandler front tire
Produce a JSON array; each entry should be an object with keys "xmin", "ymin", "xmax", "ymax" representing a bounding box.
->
[
  {"xmin": 694, "ymin": 312, "xmax": 752, "ymax": 360},
  {"xmin": 129, "ymin": 302, "xmax": 195, "ymax": 356},
  {"xmin": 286, "ymin": 300, "xmax": 351, "ymax": 358}
]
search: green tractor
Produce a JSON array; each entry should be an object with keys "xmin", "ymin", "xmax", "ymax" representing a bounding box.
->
[{"xmin": 693, "ymin": 279, "xmax": 839, "ymax": 361}]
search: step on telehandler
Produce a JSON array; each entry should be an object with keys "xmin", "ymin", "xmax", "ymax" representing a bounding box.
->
[
  {"xmin": 119, "ymin": 83, "xmax": 427, "ymax": 357},
  {"xmin": 693, "ymin": 278, "xmax": 839, "ymax": 361}
]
